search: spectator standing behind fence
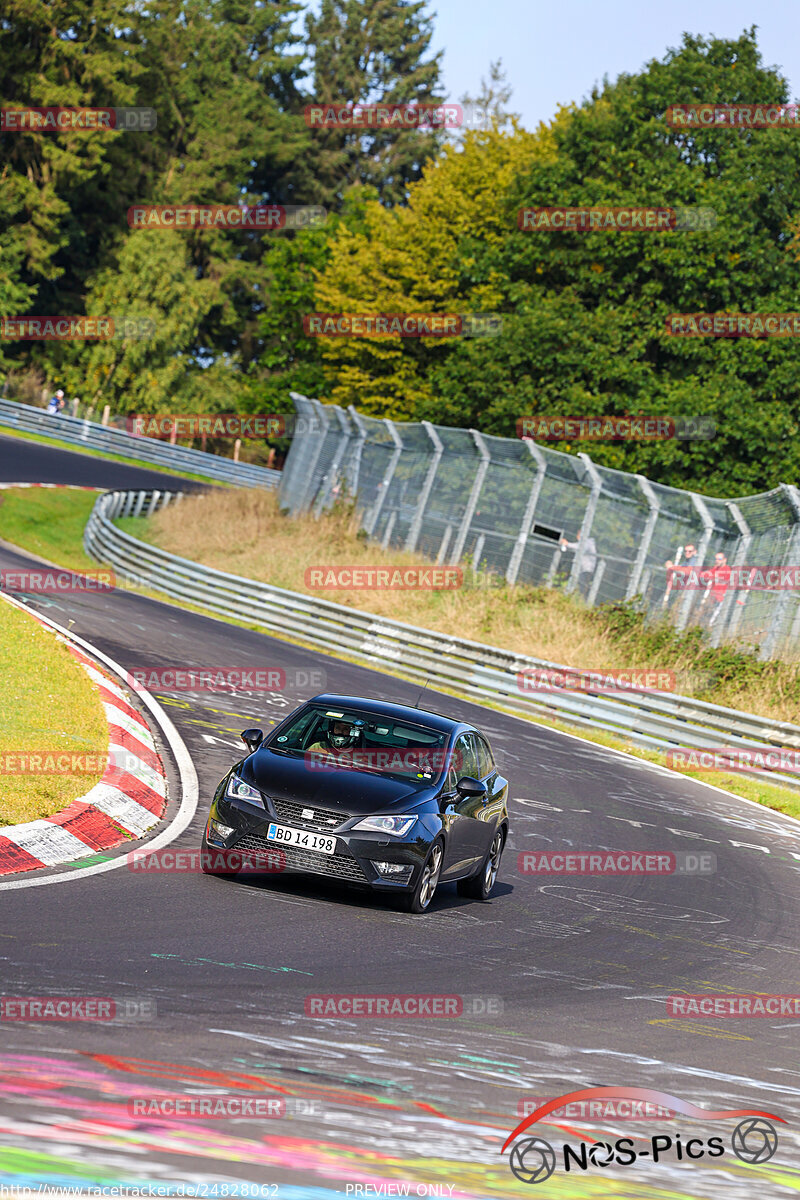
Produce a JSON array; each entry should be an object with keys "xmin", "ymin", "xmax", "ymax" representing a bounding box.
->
[
  {"xmin": 46, "ymin": 389, "xmax": 65, "ymax": 415},
  {"xmin": 559, "ymin": 528, "xmax": 597, "ymax": 600},
  {"xmin": 663, "ymin": 542, "xmax": 699, "ymax": 609},
  {"xmin": 699, "ymin": 551, "xmax": 734, "ymax": 627}
]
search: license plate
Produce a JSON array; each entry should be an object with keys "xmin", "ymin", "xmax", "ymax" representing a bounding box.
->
[{"xmin": 266, "ymin": 823, "xmax": 336, "ymax": 855}]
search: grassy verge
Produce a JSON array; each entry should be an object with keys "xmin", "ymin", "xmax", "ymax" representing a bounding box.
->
[
  {"xmin": 0, "ymin": 599, "xmax": 109, "ymax": 825},
  {"xmin": 0, "ymin": 424, "xmax": 230, "ymax": 487},
  {"xmin": 0, "ymin": 487, "xmax": 105, "ymax": 572},
  {"xmin": 3, "ymin": 485, "xmax": 799, "ymax": 822}
]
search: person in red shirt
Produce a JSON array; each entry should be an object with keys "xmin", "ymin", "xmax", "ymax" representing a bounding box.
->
[{"xmin": 699, "ymin": 551, "xmax": 732, "ymax": 626}]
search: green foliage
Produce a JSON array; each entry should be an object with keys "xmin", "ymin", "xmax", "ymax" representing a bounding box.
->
[{"xmin": 312, "ymin": 29, "xmax": 800, "ymax": 494}]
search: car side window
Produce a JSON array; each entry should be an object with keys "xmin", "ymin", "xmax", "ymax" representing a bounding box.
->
[
  {"xmin": 453, "ymin": 732, "xmax": 479, "ymax": 781},
  {"xmin": 475, "ymin": 734, "xmax": 495, "ymax": 779}
]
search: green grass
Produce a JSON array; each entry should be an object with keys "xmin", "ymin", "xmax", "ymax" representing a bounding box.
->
[
  {"xmin": 2, "ymin": 485, "xmax": 799, "ymax": 824},
  {"xmin": 0, "ymin": 423, "xmax": 232, "ymax": 486},
  {"xmin": 0, "ymin": 487, "xmax": 102, "ymax": 572},
  {"xmin": 0, "ymin": 599, "xmax": 109, "ymax": 824}
]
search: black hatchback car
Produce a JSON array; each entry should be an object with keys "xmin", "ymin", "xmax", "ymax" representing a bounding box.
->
[{"xmin": 202, "ymin": 693, "xmax": 510, "ymax": 912}]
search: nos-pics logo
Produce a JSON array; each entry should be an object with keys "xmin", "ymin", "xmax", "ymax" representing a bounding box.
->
[{"xmin": 502, "ymin": 1087, "xmax": 784, "ymax": 1184}]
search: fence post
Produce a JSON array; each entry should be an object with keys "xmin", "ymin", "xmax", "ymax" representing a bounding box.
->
[
  {"xmin": 437, "ymin": 525, "xmax": 453, "ymax": 564},
  {"xmin": 587, "ymin": 559, "xmax": 606, "ymax": 606},
  {"xmin": 297, "ymin": 398, "xmax": 331, "ymax": 512},
  {"xmin": 506, "ymin": 438, "xmax": 546, "ymax": 585},
  {"xmin": 365, "ymin": 419, "xmax": 403, "ymax": 537},
  {"xmin": 625, "ymin": 475, "xmax": 660, "ymax": 601},
  {"xmin": 405, "ymin": 422, "xmax": 443, "ymax": 553},
  {"xmin": 450, "ymin": 429, "xmax": 491, "ymax": 566},
  {"xmin": 566, "ymin": 453, "xmax": 602, "ymax": 595},
  {"xmin": 759, "ymin": 484, "xmax": 800, "ymax": 659},
  {"xmin": 712, "ymin": 501, "xmax": 751, "ymax": 645},
  {"xmin": 675, "ymin": 493, "xmax": 714, "ymax": 632},
  {"xmin": 346, "ymin": 405, "xmax": 368, "ymax": 497},
  {"xmin": 313, "ymin": 406, "xmax": 352, "ymax": 517}
]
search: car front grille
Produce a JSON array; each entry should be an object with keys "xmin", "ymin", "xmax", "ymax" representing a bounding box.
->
[
  {"xmin": 235, "ymin": 834, "xmax": 369, "ymax": 883},
  {"xmin": 269, "ymin": 797, "xmax": 344, "ymax": 832}
]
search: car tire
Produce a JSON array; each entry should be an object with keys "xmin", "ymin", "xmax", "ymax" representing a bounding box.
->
[
  {"xmin": 457, "ymin": 827, "xmax": 505, "ymax": 901},
  {"xmin": 400, "ymin": 840, "xmax": 444, "ymax": 914}
]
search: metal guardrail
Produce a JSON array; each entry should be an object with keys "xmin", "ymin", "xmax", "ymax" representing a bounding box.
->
[
  {"xmin": 0, "ymin": 398, "xmax": 280, "ymax": 489},
  {"xmin": 83, "ymin": 488, "xmax": 800, "ymax": 790}
]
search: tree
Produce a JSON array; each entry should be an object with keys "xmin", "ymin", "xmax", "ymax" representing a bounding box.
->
[{"xmin": 302, "ymin": 0, "xmax": 446, "ymax": 207}]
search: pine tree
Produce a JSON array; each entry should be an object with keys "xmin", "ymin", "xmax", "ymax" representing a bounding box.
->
[{"xmin": 302, "ymin": 0, "xmax": 445, "ymax": 207}]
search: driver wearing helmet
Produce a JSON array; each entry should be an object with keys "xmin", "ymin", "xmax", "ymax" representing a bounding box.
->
[{"xmin": 307, "ymin": 718, "xmax": 364, "ymax": 757}]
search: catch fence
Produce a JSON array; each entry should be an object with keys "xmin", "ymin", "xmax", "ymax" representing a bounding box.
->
[{"xmin": 279, "ymin": 393, "xmax": 800, "ymax": 661}]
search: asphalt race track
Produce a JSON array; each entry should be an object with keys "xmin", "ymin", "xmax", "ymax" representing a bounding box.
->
[
  {"xmin": 0, "ymin": 431, "xmax": 214, "ymax": 490},
  {"xmin": 1, "ymin": 438, "xmax": 800, "ymax": 1198}
]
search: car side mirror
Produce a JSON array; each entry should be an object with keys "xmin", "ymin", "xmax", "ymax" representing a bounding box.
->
[
  {"xmin": 241, "ymin": 727, "xmax": 263, "ymax": 753},
  {"xmin": 456, "ymin": 776, "xmax": 487, "ymax": 800}
]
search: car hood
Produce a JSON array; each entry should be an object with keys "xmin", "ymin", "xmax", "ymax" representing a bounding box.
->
[{"xmin": 241, "ymin": 748, "xmax": 436, "ymax": 814}]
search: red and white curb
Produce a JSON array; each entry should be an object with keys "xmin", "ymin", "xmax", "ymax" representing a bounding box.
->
[{"xmin": 0, "ymin": 596, "xmax": 198, "ymax": 886}]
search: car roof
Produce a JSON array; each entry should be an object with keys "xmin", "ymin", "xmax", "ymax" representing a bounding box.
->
[{"xmin": 307, "ymin": 693, "xmax": 464, "ymax": 735}]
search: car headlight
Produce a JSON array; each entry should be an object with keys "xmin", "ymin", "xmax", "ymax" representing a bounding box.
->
[
  {"xmin": 225, "ymin": 774, "xmax": 265, "ymax": 807},
  {"xmin": 353, "ymin": 815, "xmax": 417, "ymax": 837}
]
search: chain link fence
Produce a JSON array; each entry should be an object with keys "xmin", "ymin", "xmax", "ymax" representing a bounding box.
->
[{"xmin": 279, "ymin": 392, "xmax": 800, "ymax": 661}]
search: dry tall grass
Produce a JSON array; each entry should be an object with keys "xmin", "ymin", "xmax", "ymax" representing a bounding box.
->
[{"xmin": 142, "ymin": 488, "xmax": 800, "ymax": 723}]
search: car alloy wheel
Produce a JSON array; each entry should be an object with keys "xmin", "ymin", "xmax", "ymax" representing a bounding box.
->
[
  {"xmin": 458, "ymin": 828, "xmax": 505, "ymax": 900},
  {"xmin": 402, "ymin": 840, "xmax": 443, "ymax": 913}
]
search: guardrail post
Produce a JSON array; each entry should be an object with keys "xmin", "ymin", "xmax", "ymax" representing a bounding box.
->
[
  {"xmin": 506, "ymin": 439, "xmax": 546, "ymax": 585},
  {"xmin": 365, "ymin": 419, "xmax": 403, "ymax": 537},
  {"xmin": 676, "ymin": 493, "xmax": 714, "ymax": 632},
  {"xmin": 625, "ymin": 475, "xmax": 660, "ymax": 601},
  {"xmin": 565, "ymin": 453, "xmax": 602, "ymax": 596},
  {"xmin": 759, "ymin": 484, "xmax": 800, "ymax": 659},
  {"xmin": 147, "ymin": 490, "xmax": 161, "ymax": 517},
  {"xmin": 132, "ymin": 492, "xmax": 146, "ymax": 518},
  {"xmin": 405, "ymin": 421, "xmax": 443, "ymax": 553},
  {"xmin": 712, "ymin": 501, "xmax": 752, "ymax": 645},
  {"xmin": 451, "ymin": 429, "xmax": 491, "ymax": 566}
]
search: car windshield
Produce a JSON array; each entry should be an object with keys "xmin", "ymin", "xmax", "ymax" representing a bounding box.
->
[{"xmin": 266, "ymin": 705, "xmax": 450, "ymax": 782}]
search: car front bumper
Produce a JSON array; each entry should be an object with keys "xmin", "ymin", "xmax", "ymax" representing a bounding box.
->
[{"xmin": 207, "ymin": 790, "xmax": 435, "ymax": 892}]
